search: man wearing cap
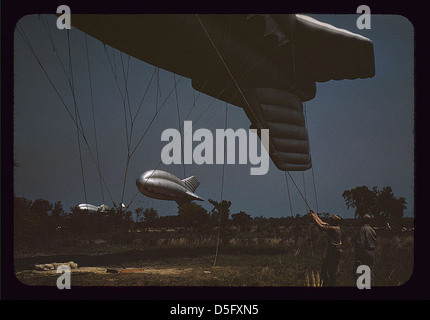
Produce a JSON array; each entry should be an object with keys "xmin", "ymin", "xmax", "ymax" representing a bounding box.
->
[
  {"xmin": 354, "ymin": 214, "xmax": 377, "ymax": 276},
  {"xmin": 310, "ymin": 210, "xmax": 343, "ymax": 286}
]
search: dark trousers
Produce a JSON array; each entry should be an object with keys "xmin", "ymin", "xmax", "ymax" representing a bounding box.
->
[
  {"xmin": 321, "ymin": 247, "xmax": 342, "ymax": 286},
  {"xmin": 354, "ymin": 249, "xmax": 375, "ymax": 280},
  {"xmin": 355, "ymin": 249, "xmax": 375, "ymax": 269}
]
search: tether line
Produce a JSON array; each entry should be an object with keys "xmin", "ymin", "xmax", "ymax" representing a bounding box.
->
[
  {"xmin": 303, "ymin": 101, "xmax": 319, "ymax": 212},
  {"xmin": 127, "ymin": 14, "xmax": 283, "ymax": 208},
  {"xmin": 67, "ymin": 29, "xmax": 88, "ymax": 206},
  {"xmin": 213, "ymin": 102, "xmax": 228, "ymax": 267},
  {"xmin": 85, "ymin": 34, "xmax": 105, "ymax": 204},
  {"xmin": 284, "ymin": 172, "xmax": 294, "ymax": 217},
  {"xmin": 174, "ymin": 74, "xmax": 186, "ymax": 178},
  {"xmin": 17, "ymin": 21, "xmax": 116, "ymax": 205}
]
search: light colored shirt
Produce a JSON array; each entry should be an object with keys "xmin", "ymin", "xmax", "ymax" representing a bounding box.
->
[{"xmin": 356, "ymin": 224, "xmax": 376, "ymax": 251}]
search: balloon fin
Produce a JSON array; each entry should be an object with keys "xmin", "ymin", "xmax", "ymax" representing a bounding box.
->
[
  {"xmin": 181, "ymin": 176, "xmax": 200, "ymax": 193},
  {"xmin": 242, "ymin": 87, "xmax": 312, "ymax": 171}
]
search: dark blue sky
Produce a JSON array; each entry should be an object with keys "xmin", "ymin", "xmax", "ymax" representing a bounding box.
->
[{"xmin": 14, "ymin": 14, "xmax": 414, "ymax": 218}]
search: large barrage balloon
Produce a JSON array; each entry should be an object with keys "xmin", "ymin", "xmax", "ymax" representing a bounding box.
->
[
  {"xmin": 72, "ymin": 14, "xmax": 375, "ymax": 171},
  {"xmin": 136, "ymin": 170, "xmax": 204, "ymax": 203}
]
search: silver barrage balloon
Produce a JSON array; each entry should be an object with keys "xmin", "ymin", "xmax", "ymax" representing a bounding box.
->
[
  {"xmin": 136, "ymin": 170, "xmax": 204, "ymax": 203},
  {"xmin": 78, "ymin": 203, "xmax": 109, "ymax": 212},
  {"xmin": 72, "ymin": 14, "xmax": 375, "ymax": 172}
]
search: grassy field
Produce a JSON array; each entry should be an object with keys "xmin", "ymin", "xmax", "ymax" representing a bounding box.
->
[{"xmin": 15, "ymin": 226, "xmax": 413, "ymax": 288}]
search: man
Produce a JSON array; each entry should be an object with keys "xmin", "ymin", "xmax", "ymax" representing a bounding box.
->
[
  {"xmin": 354, "ymin": 214, "xmax": 377, "ymax": 277},
  {"xmin": 310, "ymin": 210, "xmax": 343, "ymax": 286}
]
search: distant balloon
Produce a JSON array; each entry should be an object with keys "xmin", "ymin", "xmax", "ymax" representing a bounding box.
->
[
  {"xmin": 136, "ymin": 170, "xmax": 204, "ymax": 203},
  {"xmin": 72, "ymin": 14, "xmax": 375, "ymax": 171},
  {"xmin": 78, "ymin": 203, "xmax": 108, "ymax": 213}
]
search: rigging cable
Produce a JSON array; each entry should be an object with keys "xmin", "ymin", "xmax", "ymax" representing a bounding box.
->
[
  {"xmin": 156, "ymin": 68, "xmax": 161, "ymax": 113},
  {"xmin": 120, "ymin": 52, "xmax": 132, "ymax": 153},
  {"xmin": 127, "ymin": 14, "xmax": 284, "ymax": 208},
  {"xmin": 303, "ymin": 101, "xmax": 320, "ymax": 212},
  {"xmin": 213, "ymin": 102, "xmax": 228, "ymax": 267},
  {"xmin": 195, "ymin": 14, "xmax": 314, "ymax": 211},
  {"xmin": 85, "ymin": 34, "xmax": 105, "ymax": 204},
  {"xmin": 42, "ymin": 15, "xmax": 105, "ymax": 205},
  {"xmin": 302, "ymin": 171, "xmax": 308, "ymax": 212},
  {"xmin": 195, "ymin": 14, "xmax": 319, "ymax": 263},
  {"xmin": 17, "ymin": 20, "xmax": 116, "ymax": 205},
  {"xmin": 41, "ymin": 16, "xmax": 90, "ymax": 204},
  {"xmin": 103, "ymin": 45, "xmax": 160, "ymax": 207},
  {"xmin": 284, "ymin": 172, "xmax": 294, "ymax": 217},
  {"xmin": 67, "ymin": 29, "xmax": 88, "ymax": 206},
  {"xmin": 288, "ymin": 17, "xmax": 314, "ymax": 257},
  {"xmin": 119, "ymin": 52, "xmax": 133, "ymax": 208},
  {"xmin": 174, "ymin": 74, "xmax": 187, "ymax": 178}
]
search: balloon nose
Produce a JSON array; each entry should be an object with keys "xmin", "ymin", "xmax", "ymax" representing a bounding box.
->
[
  {"xmin": 136, "ymin": 174, "xmax": 147, "ymax": 190},
  {"xmin": 142, "ymin": 170, "xmax": 156, "ymax": 180}
]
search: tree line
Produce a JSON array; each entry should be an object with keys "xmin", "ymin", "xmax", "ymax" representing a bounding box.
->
[
  {"xmin": 342, "ymin": 185, "xmax": 407, "ymax": 221},
  {"xmin": 14, "ymin": 197, "xmax": 256, "ymax": 234},
  {"xmin": 14, "ymin": 185, "xmax": 408, "ymax": 250}
]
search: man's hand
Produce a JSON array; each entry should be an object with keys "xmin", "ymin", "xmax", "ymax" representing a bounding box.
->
[{"xmin": 309, "ymin": 210, "xmax": 328, "ymax": 228}]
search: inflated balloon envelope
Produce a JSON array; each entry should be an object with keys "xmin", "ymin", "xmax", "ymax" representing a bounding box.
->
[
  {"xmin": 136, "ymin": 170, "xmax": 204, "ymax": 203},
  {"xmin": 78, "ymin": 203, "xmax": 109, "ymax": 212},
  {"xmin": 72, "ymin": 14, "xmax": 375, "ymax": 171}
]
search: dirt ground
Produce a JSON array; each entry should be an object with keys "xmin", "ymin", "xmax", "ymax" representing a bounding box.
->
[{"xmin": 14, "ymin": 256, "xmax": 241, "ymax": 287}]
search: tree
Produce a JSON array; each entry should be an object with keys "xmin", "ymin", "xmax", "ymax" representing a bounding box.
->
[
  {"xmin": 374, "ymin": 186, "xmax": 407, "ymax": 221},
  {"xmin": 342, "ymin": 186, "xmax": 376, "ymax": 218},
  {"xmin": 231, "ymin": 211, "xmax": 252, "ymax": 232},
  {"xmin": 142, "ymin": 208, "xmax": 159, "ymax": 227},
  {"xmin": 177, "ymin": 202, "xmax": 209, "ymax": 229},
  {"xmin": 14, "ymin": 197, "xmax": 57, "ymax": 247},
  {"xmin": 342, "ymin": 185, "xmax": 407, "ymax": 221},
  {"xmin": 51, "ymin": 201, "xmax": 65, "ymax": 219},
  {"xmin": 135, "ymin": 207, "xmax": 144, "ymax": 227},
  {"xmin": 14, "ymin": 197, "xmax": 36, "ymax": 247},
  {"xmin": 67, "ymin": 205, "xmax": 92, "ymax": 236},
  {"xmin": 31, "ymin": 198, "xmax": 53, "ymax": 228},
  {"xmin": 208, "ymin": 199, "xmax": 231, "ymax": 226},
  {"xmin": 108, "ymin": 207, "xmax": 134, "ymax": 232}
]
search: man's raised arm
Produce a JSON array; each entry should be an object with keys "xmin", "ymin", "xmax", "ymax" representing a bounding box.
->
[{"xmin": 310, "ymin": 210, "xmax": 328, "ymax": 228}]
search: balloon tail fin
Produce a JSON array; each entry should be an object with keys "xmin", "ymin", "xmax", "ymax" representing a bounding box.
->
[{"xmin": 182, "ymin": 176, "xmax": 200, "ymax": 193}]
